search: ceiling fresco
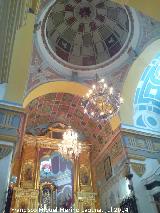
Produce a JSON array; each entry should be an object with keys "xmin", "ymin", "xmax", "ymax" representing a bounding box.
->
[
  {"xmin": 26, "ymin": 93, "xmax": 114, "ymax": 155},
  {"xmin": 44, "ymin": 0, "xmax": 132, "ymax": 67},
  {"xmin": 34, "ymin": 0, "xmax": 139, "ymax": 80}
]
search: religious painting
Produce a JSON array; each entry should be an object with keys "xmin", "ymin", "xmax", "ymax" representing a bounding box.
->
[
  {"xmin": 104, "ymin": 156, "xmax": 112, "ymax": 181},
  {"xmin": 22, "ymin": 161, "xmax": 34, "ymax": 182},
  {"xmin": 80, "ymin": 166, "xmax": 90, "ymax": 186}
]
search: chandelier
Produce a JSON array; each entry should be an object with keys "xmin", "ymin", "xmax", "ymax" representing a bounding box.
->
[
  {"xmin": 58, "ymin": 128, "xmax": 82, "ymax": 159},
  {"xmin": 81, "ymin": 77, "xmax": 123, "ymax": 121}
]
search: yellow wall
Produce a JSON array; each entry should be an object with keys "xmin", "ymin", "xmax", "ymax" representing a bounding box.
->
[
  {"xmin": 23, "ymin": 81, "xmax": 89, "ymax": 108},
  {"xmin": 120, "ymin": 39, "xmax": 160, "ymax": 125},
  {"xmin": 113, "ymin": 0, "xmax": 160, "ymax": 21},
  {"xmin": 5, "ymin": 14, "xmax": 35, "ymax": 105}
]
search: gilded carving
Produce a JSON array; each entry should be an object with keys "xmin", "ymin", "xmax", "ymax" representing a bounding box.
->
[
  {"xmin": 24, "ymin": 134, "xmax": 58, "ymax": 150},
  {"xmin": 131, "ymin": 162, "xmax": 146, "ymax": 177},
  {"xmin": 77, "ymin": 192, "xmax": 96, "ymax": 212},
  {"xmin": 14, "ymin": 187, "xmax": 38, "ymax": 210}
]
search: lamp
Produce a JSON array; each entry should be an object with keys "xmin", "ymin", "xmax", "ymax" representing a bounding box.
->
[
  {"xmin": 81, "ymin": 75, "xmax": 123, "ymax": 121},
  {"xmin": 58, "ymin": 127, "xmax": 81, "ymax": 159}
]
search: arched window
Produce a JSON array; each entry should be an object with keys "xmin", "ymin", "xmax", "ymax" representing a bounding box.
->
[{"xmin": 134, "ymin": 52, "xmax": 160, "ymax": 132}]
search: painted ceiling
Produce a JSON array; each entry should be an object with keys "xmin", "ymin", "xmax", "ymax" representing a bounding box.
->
[
  {"xmin": 44, "ymin": 0, "xmax": 132, "ymax": 66},
  {"xmin": 26, "ymin": 93, "xmax": 114, "ymax": 156}
]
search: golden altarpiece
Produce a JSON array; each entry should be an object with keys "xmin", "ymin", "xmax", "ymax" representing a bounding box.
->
[{"xmin": 11, "ymin": 127, "xmax": 97, "ymax": 212}]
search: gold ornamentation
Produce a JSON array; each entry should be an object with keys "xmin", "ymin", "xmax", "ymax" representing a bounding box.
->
[
  {"xmin": 24, "ymin": 134, "xmax": 58, "ymax": 149},
  {"xmin": 77, "ymin": 192, "xmax": 96, "ymax": 213},
  {"xmin": 14, "ymin": 187, "xmax": 38, "ymax": 210},
  {"xmin": 128, "ymin": 154, "xmax": 146, "ymax": 161},
  {"xmin": 21, "ymin": 160, "xmax": 35, "ymax": 188},
  {"xmin": 77, "ymin": 192, "xmax": 96, "ymax": 200},
  {"xmin": 80, "ymin": 166, "xmax": 90, "ymax": 186}
]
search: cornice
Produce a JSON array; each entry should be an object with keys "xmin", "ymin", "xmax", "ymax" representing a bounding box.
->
[
  {"xmin": 0, "ymin": 134, "xmax": 17, "ymax": 143},
  {"xmin": 121, "ymin": 124, "xmax": 160, "ymax": 139},
  {"xmin": 0, "ymin": 103, "xmax": 25, "ymax": 113}
]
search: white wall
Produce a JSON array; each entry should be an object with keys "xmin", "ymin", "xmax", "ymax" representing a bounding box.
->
[
  {"xmin": 0, "ymin": 149, "xmax": 13, "ymax": 212},
  {"xmin": 98, "ymin": 170, "xmax": 131, "ymax": 211},
  {"xmin": 0, "ymin": 83, "xmax": 7, "ymax": 99},
  {"xmin": 131, "ymin": 158, "xmax": 160, "ymax": 213}
]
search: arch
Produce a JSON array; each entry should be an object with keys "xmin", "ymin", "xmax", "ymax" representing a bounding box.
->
[
  {"xmin": 120, "ymin": 39, "xmax": 160, "ymax": 126},
  {"xmin": 23, "ymin": 81, "xmax": 89, "ymax": 108}
]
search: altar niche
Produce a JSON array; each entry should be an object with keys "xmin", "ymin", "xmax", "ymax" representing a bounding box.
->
[{"xmin": 39, "ymin": 152, "xmax": 73, "ymax": 211}]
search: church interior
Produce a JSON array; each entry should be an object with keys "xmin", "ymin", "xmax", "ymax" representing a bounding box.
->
[{"xmin": 0, "ymin": 0, "xmax": 160, "ymax": 213}]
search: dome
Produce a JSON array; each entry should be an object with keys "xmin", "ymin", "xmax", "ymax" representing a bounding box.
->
[
  {"xmin": 42, "ymin": 0, "xmax": 133, "ymax": 67},
  {"xmin": 36, "ymin": 0, "xmax": 139, "ymax": 78}
]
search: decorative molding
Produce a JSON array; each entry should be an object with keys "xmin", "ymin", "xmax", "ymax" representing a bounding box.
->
[
  {"xmin": 77, "ymin": 192, "xmax": 96, "ymax": 200},
  {"xmin": 0, "ymin": 108, "xmax": 26, "ymax": 140},
  {"xmin": 14, "ymin": 188, "xmax": 38, "ymax": 198},
  {"xmin": 0, "ymin": 134, "xmax": 17, "ymax": 143},
  {"xmin": 24, "ymin": 134, "xmax": 61, "ymax": 150},
  {"xmin": 14, "ymin": 187, "xmax": 39, "ymax": 210},
  {"xmin": 123, "ymin": 133, "xmax": 160, "ymax": 155},
  {"xmin": 121, "ymin": 124, "xmax": 160, "ymax": 138},
  {"xmin": 128, "ymin": 154, "xmax": 146, "ymax": 161}
]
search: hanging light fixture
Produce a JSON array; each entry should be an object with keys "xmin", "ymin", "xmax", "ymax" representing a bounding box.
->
[
  {"xmin": 81, "ymin": 75, "xmax": 123, "ymax": 121},
  {"xmin": 58, "ymin": 127, "xmax": 82, "ymax": 159}
]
